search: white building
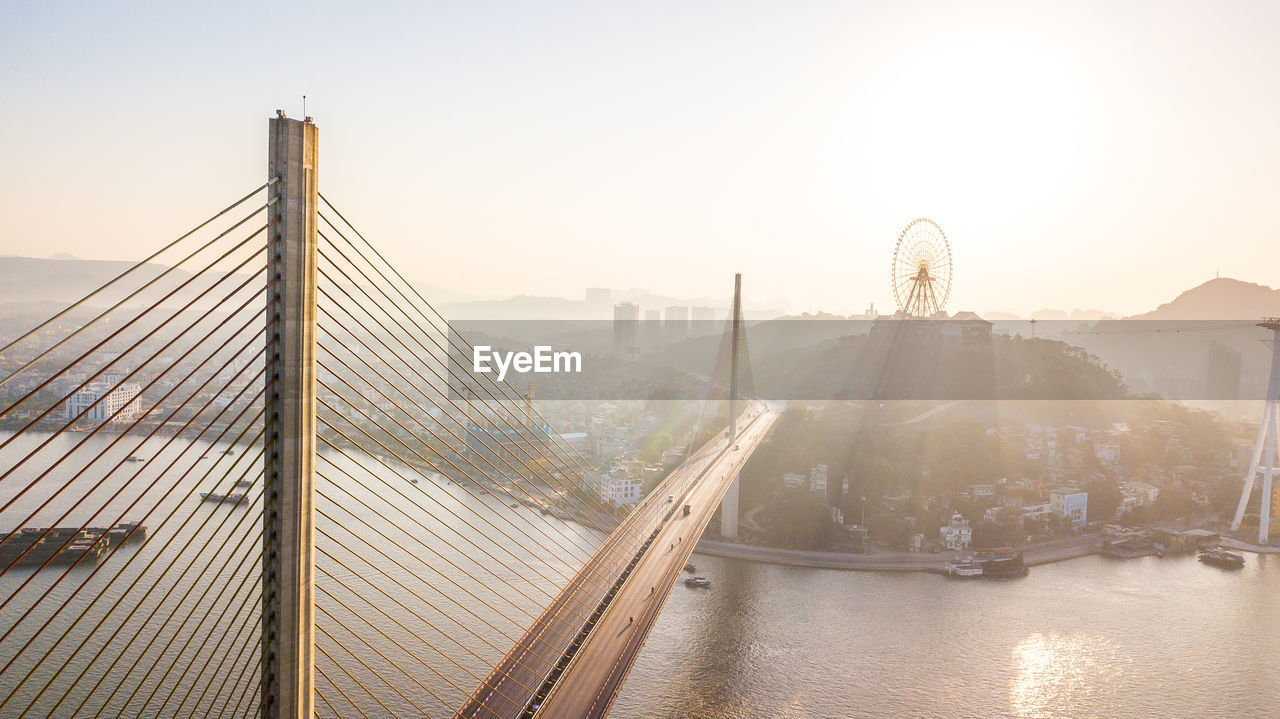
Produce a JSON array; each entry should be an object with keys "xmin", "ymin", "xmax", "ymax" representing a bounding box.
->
[
  {"xmin": 1120, "ymin": 495, "xmax": 1143, "ymax": 514},
  {"xmin": 65, "ymin": 381, "xmax": 142, "ymax": 423},
  {"xmin": 939, "ymin": 512, "xmax": 972, "ymax": 550},
  {"xmin": 1021, "ymin": 503, "xmax": 1052, "ymax": 520},
  {"xmin": 1118, "ymin": 480, "xmax": 1159, "ymax": 515},
  {"xmin": 782, "ymin": 472, "xmax": 806, "ymax": 489},
  {"xmin": 1094, "ymin": 442, "xmax": 1120, "ymax": 465},
  {"xmin": 1127, "ymin": 480, "xmax": 1160, "ymax": 504},
  {"xmin": 603, "ymin": 466, "xmax": 642, "ymax": 506},
  {"xmin": 558, "ymin": 432, "xmax": 590, "ymax": 452},
  {"xmin": 808, "ymin": 464, "xmax": 828, "ymax": 497}
]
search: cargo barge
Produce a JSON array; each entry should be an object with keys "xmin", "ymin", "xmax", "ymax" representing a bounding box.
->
[
  {"xmin": 972, "ymin": 547, "xmax": 1029, "ymax": 579},
  {"xmin": 1198, "ymin": 547, "xmax": 1245, "ymax": 569},
  {"xmin": 0, "ymin": 522, "xmax": 146, "ymax": 570}
]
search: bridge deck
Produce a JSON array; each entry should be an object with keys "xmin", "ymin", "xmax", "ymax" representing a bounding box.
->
[
  {"xmin": 534, "ymin": 408, "xmax": 774, "ymax": 717},
  {"xmin": 456, "ymin": 406, "xmax": 774, "ymax": 718}
]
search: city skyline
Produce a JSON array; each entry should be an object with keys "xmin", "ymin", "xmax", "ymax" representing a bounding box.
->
[{"xmin": 3, "ymin": 1, "xmax": 1279, "ymax": 316}]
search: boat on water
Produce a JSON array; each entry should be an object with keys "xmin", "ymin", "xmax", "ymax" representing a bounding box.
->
[
  {"xmin": 125, "ymin": 455, "xmax": 145, "ymax": 463},
  {"xmin": 0, "ymin": 522, "xmax": 145, "ymax": 570},
  {"xmin": 1198, "ymin": 547, "xmax": 1245, "ymax": 569},
  {"xmin": 53, "ymin": 539, "xmax": 106, "ymax": 565},
  {"xmin": 684, "ymin": 576, "xmax": 711, "ymax": 589},
  {"xmin": 234, "ymin": 480, "xmax": 253, "ymax": 489},
  {"xmin": 103, "ymin": 522, "xmax": 147, "ymax": 544},
  {"xmin": 683, "ymin": 562, "xmax": 697, "ymax": 574},
  {"xmin": 973, "ymin": 547, "xmax": 1029, "ymax": 579},
  {"xmin": 199, "ymin": 492, "xmax": 247, "ymax": 505},
  {"xmin": 944, "ymin": 557, "xmax": 983, "ymax": 577}
]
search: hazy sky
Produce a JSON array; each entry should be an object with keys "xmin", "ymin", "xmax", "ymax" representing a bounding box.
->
[{"xmin": 2, "ymin": 1, "xmax": 1278, "ymax": 316}]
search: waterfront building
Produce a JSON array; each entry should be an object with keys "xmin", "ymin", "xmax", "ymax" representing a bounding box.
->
[
  {"xmin": 939, "ymin": 512, "xmax": 972, "ymax": 550},
  {"xmin": 65, "ymin": 381, "xmax": 142, "ymax": 422},
  {"xmin": 1050, "ymin": 488, "xmax": 1089, "ymax": 529},
  {"xmin": 466, "ymin": 420, "xmax": 556, "ymax": 479}
]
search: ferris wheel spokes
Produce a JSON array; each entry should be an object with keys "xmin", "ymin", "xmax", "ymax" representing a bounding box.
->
[{"xmin": 891, "ymin": 218, "xmax": 951, "ymax": 318}]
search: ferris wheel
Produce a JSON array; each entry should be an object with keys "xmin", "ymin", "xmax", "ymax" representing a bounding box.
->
[{"xmin": 891, "ymin": 218, "xmax": 952, "ymax": 318}]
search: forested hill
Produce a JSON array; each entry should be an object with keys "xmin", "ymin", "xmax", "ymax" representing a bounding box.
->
[{"xmin": 745, "ymin": 332, "xmax": 1126, "ymax": 401}]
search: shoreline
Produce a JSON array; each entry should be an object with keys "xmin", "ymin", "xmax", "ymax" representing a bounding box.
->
[
  {"xmin": 695, "ymin": 533, "xmax": 1280, "ymax": 573},
  {"xmin": 693, "ymin": 536, "xmax": 1099, "ymax": 573}
]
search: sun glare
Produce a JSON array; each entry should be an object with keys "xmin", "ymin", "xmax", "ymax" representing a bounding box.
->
[{"xmin": 861, "ymin": 29, "xmax": 1090, "ymax": 217}]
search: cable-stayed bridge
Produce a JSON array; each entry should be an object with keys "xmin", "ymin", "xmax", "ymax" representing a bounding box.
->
[{"xmin": 0, "ymin": 113, "xmax": 771, "ymax": 718}]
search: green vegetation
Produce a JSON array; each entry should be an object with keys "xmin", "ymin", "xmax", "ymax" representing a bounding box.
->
[
  {"xmin": 636, "ymin": 430, "xmax": 673, "ymax": 463},
  {"xmin": 750, "ymin": 333, "xmax": 1127, "ymax": 401},
  {"xmin": 740, "ymin": 405, "xmax": 1016, "ymax": 513},
  {"xmin": 754, "ymin": 487, "xmax": 840, "ymax": 550},
  {"xmin": 738, "ymin": 393, "xmax": 1237, "ymax": 548}
]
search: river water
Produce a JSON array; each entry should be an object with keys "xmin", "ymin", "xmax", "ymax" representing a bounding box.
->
[
  {"xmin": 615, "ymin": 551, "xmax": 1280, "ymax": 718},
  {"xmin": 0, "ymin": 427, "xmax": 595, "ymax": 717},
  {"xmin": 3, "ymin": 426, "xmax": 1278, "ymax": 718}
]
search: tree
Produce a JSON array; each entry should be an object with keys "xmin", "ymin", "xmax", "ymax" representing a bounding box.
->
[
  {"xmin": 1085, "ymin": 478, "xmax": 1123, "ymax": 522},
  {"xmin": 638, "ymin": 430, "xmax": 673, "ymax": 463},
  {"xmin": 757, "ymin": 487, "xmax": 840, "ymax": 550},
  {"xmin": 973, "ymin": 519, "xmax": 1018, "ymax": 548},
  {"xmin": 1151, "ymin": 488, "xmax": 1197, "ymax": 521}
]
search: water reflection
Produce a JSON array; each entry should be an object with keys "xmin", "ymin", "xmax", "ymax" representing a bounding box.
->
[
  {"xmin": 1010, "ymin": 633, "xmax": 1130, "ymax": 717},
  {"xmin": 616, "ymin": 553, "xmax": 1280, "ymax": 718}
]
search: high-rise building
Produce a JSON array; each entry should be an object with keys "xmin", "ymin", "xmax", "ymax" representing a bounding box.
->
[
  {"xmin": 642, "ymin": 309, "xmax": 662, "ymax": 349},
  {"xmin": 664, "ymin": 305, "xmax": 689, "ymax": 342},
  {"xmin": 691, "ymin": 306, "xmax": 717, "ymax": 336},
  {"xmin": 613, "ymin": 302, "xmax": 639, "ymax": 356}
]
